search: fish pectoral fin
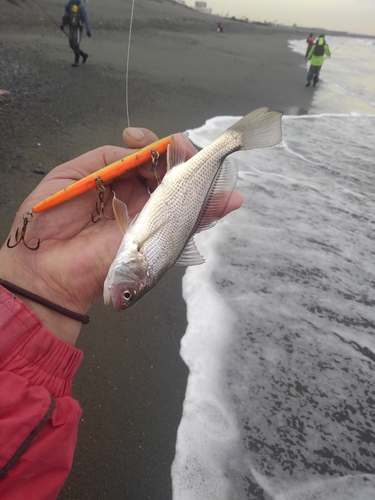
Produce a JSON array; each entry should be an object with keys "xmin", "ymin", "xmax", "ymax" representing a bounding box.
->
[
  {"xmin": 195, "ymin": 157, "xmax": 238, "ymax": 234},
  {"xmin": 166, "ymin": 135, "xmax": 187, "ymax": 171},
  {"xmin": 112, "ymin": 191, "xmax": 131, "ymax": 234},
  {"xmin": 174, "ymin": 237, "xmax": 205, "ymax": 266}
]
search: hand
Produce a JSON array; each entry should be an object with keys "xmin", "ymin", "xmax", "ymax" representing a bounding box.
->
[
  {"xmin": 0, "ymin": 128, "xmax": 242, "ymax": 344},
  {"xmin": 87, "ymin": 32, "xmax": 91, "ymax": 37}
]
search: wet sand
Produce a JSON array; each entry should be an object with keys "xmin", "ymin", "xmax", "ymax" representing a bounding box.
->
[{"xmin": 0, "ymin": 0, "xmax": 330, "ymax": 498}]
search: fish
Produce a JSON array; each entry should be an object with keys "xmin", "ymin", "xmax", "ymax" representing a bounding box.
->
[{"xmin": 103, "ymin": 107, "xmax": 282, "ymax": 310}]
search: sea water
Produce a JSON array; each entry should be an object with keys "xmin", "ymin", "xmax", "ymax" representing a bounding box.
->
[{"xmin": 171, "ymin": 37, "xmax": 375, "ymax": 499}]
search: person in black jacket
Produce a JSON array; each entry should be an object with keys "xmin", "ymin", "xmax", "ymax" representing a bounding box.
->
[{"xmin": 61, "ymin": 0, "xmax": 91, "ymax": 67}]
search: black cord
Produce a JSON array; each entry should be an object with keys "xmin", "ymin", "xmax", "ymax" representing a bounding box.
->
[{"xmin": 0, "ymin": 279, "xmax": 90, "ymax": 324}]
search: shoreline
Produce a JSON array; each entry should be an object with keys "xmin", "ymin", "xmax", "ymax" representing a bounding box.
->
[{"xmin": 0, "ymin": 1, "xmax": 352, "ymax": 498}]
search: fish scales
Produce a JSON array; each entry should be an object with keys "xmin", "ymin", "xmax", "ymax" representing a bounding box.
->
[
  {"xmin": 139, "ymin": 132, "xmax": 242, "ymax": 254},
  {"xmin": 104, "ymin": 108, "xmax": 282, "ymax": 310}
]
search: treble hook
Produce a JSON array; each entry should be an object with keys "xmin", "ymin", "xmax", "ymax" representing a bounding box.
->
[
  {"xmin": 7, "ymin": 211, "xmax": 40, "ymax": 250},
  {"xmin": 151, "ymin": 149, "xmax": 161, "ymax": 185},
  {"xmin": 91, "ymin": 177, "xmax": 114, "ymax": 223}
]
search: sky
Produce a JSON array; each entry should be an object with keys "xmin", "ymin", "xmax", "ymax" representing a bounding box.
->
[{"xmin": 184, "ymin": 0, "xmax": 375, "ymax": 36}]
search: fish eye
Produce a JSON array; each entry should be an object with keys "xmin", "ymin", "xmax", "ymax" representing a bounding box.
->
[{"xmin": 122, "ymin": 290, "xmax": 134, "ymax": 302}]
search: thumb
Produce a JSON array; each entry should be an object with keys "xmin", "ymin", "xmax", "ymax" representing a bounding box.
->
[{"xmin": 123, "ymin": 127, "xmax": 159, "ymax": 149}]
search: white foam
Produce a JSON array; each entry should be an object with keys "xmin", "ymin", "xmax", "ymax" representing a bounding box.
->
[
  {"xmin": 186, "ymin": 116, "xmax": 241, "ymax": 148},
  {"xmin": 172, "ymin": 228, "xmax": 240, "ymax": 499}
]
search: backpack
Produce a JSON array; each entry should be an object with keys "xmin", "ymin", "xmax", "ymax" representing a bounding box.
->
[
  {"xmin": 314, "ymin": 42, "xmax": 325, "ymax": 56},
  {"xmin": 68, "ymin": 1, "xmax": 80, "ymax": 27}
]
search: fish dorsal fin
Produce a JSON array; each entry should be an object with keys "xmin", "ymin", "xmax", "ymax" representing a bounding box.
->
[
  {"xmin": 112, "ymin": 191, "xmax": 131, "ymax": 234},
  {"xmin": 195, "ymin": 157, "xmax": 238, "ymax": 234},
  {"xmin": 167, "ymin": 135, "xmax": 187, "ymax": 171},
  {"xmin": 175, "ymin": 236, "xmax": 205, "ymax": 266}
]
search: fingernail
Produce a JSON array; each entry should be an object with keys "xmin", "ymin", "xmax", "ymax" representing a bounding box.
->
[{"xmin": 126, "ymin": 127, "xmax": 145, "ymax": 141}]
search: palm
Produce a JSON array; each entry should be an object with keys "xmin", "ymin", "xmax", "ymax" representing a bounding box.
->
[{"xmin": 11, "ymin": 144, "xmax": 167, "ymax": 313}]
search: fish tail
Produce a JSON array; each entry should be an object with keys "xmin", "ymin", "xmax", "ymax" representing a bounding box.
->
[{"xmin": 228, "ymin": 107, "xmax": 282, "ymax": 150}]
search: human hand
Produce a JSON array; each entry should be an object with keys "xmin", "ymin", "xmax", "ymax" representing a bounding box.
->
[
  {"xmin": 0, "ymin": 129, "xmax": 194, "ymax": 342},
  {"xmin": 0, "ymin": 128, "xmax": 242, "ymax": 344}
]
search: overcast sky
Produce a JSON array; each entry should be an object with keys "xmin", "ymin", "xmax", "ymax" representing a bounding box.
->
[{"xmin": 185, "ymin": 0, "xmax": 375, "ymax": 36}]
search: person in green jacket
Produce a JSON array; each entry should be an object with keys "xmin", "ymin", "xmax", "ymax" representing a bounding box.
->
[{"xmin": 306, "ymin": 35, "xmax": 330, "ymax": 87}]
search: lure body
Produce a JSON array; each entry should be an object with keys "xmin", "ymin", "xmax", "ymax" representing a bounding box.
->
[{"xmin": 32, "ymin": 137, "xmax": 171, "ymax": 213}]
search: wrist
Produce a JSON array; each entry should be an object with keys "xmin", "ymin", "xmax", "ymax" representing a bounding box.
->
[
  {"xmin": 0, "ymin": 245, "xmax": 83, "ymax": 345},
  {"xmin": 12, "ymin": 296, "xmax": 82, "ymax": 345}
]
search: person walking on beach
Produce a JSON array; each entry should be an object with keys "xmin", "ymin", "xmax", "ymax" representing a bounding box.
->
[
  {"xmin": 306, "ymin": 35, "xmax": 330, "ymax": 87},
  {"xmin": 305, "ymin": 33, "xmax": 315, "ymax": 58},
  {"xmin": 61, "ymin": 0, "xmax": 91, "ymax": 67}
]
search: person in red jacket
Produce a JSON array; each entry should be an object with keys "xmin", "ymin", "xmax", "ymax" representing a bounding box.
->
[
  {"xmin": 305, "ymin": 33, "xmax": 315, "ymax": 58},
  {"xmin": 0, "ymin": 126, "xmax": 243, "ymax": 499}
]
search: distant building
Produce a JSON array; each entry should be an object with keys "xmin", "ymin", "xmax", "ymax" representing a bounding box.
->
[{"xmin": 194, "ymin": 1, "xmax": 212, "ymax": 14}]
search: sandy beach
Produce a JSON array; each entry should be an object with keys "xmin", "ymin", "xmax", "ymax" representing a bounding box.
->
[{"xmin": 0, "ymin": 1, "xmax": 347, "ymax": 498}]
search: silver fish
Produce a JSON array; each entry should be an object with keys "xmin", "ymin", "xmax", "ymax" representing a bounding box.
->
[{"xmin": 104, "ymin": 107, "xmax": 282, "ymax": 310}]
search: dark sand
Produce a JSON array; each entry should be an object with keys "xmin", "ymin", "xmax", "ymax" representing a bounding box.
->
[{"xmin": 0, "ymin": 0, "xmax": 340, "ymax": 498}]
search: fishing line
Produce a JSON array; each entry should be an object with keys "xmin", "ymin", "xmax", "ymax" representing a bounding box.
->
[
  {"xmin": 30, "ymin": 0, "xmax": 68, "ymax": 37},
  {"xmin": 330, "ymin": 37, "xmax": 348, "ymax": 55},
  {"xmin": 125, "ymin": 0, "xmax": 136, "ymax": 127}
]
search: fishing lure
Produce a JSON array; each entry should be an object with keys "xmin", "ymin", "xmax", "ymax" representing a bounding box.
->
[
  {"xmin": 7, "ymin": 136, "xmax": 171, "ymax": 250},
  {"xmin": 32, "ymin": 137, "xmax": 170, "ymax": 214}
]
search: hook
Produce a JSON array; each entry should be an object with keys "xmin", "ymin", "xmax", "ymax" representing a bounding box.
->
[
  {"xmin": 151, "ymin": 149, "xmax": 161, "ymax": 185},
  {"xmin": 91, "ymin": 177, "xmax": 114, "ymax": 223},
  {"xmin": 7, "ymin": 211, "xmax": 40, "ymax": 250}
]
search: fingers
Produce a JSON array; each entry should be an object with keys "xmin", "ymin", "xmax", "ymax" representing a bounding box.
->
[
  {"xmin": 46, "ymin": 145, "xmax": 132, "ymax": 183},
  {"xmin": 123, "ymin": 128, "xmax": 198, "ymax": 162},
  {"xmin": 222, "ymin": 191, "xmax": 244, "ymax": 217},
  {"xmin": 47, "ymin": 128, "xmax": 163, "ymax": 184}
]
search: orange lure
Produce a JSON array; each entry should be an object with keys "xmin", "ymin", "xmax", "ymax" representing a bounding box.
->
[{"xmin": 32, "ymin": 136, "xmax": 171, "ymax": 214}]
